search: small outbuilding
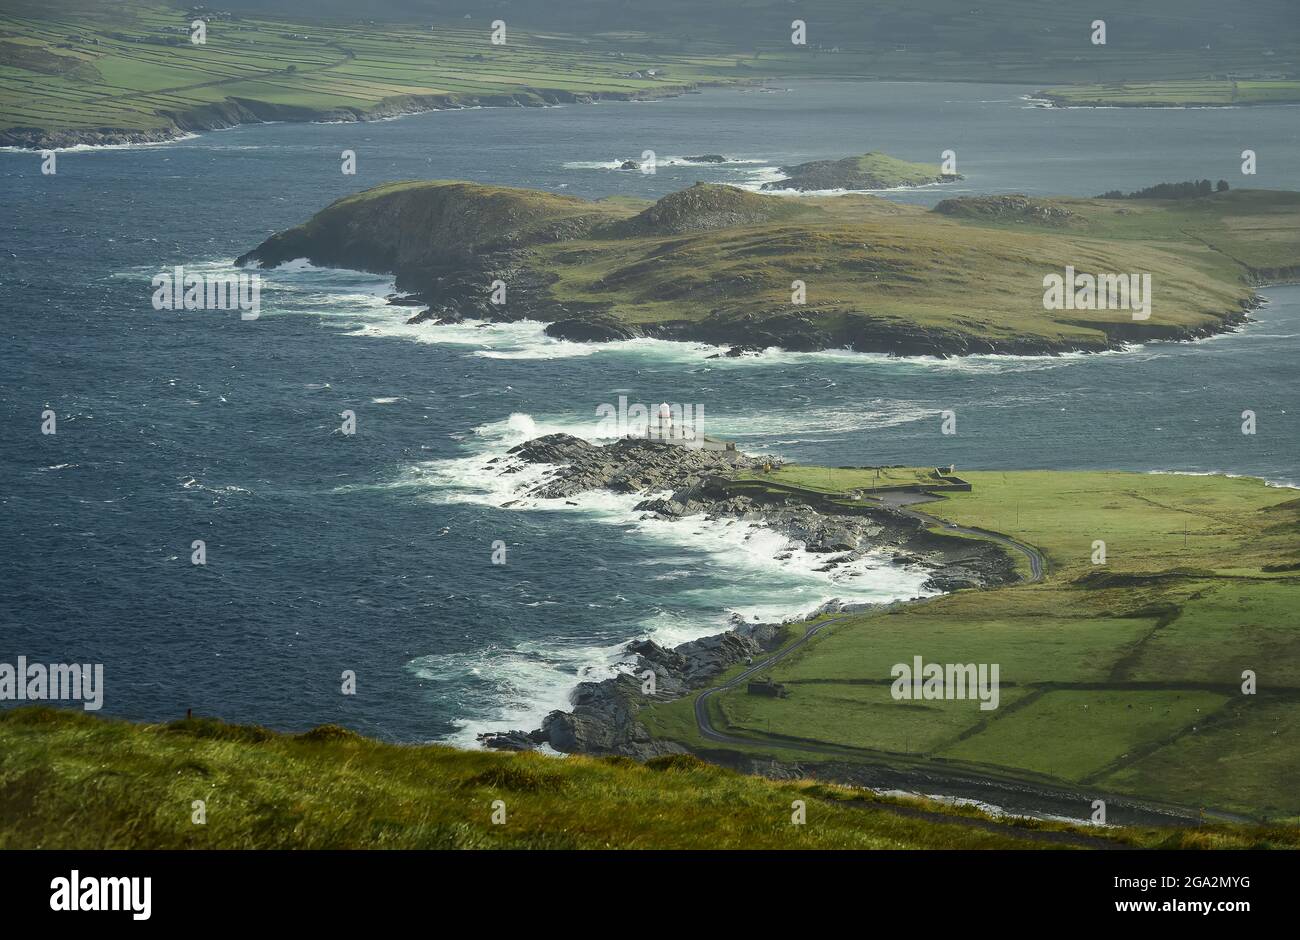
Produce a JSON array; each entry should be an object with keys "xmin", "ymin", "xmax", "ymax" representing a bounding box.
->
[{"xmin": 747, "ymin": 676, "xmax": 789, "ymax": 698}]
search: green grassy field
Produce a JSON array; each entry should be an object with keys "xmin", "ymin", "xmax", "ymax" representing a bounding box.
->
[
  {"xmin": 0, "ymin": 1, "xmax": 750, "ymax": 142},
  {"xmin": 642, "ymin": 470, "xmax": 1300, "ymax": 821},
  {"xmin": 732, "ymin": 464, "xmax": 948, "ymax": 494},
  {"xmin": 14, "ymin": 706, "xmax": 1295, "ymax": 850}
]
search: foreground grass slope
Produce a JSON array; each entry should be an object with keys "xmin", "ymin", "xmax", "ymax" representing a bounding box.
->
[
  {"xmin": 4, "ymin": 707, "xmax": 1297, "ymax": 849},
  {"xmin": 643, "ymin": 471, "xmax": 1300, "ymax": 821},
  {"xmin": 0, "ymin": 707, "xmax": 1191, "ymax": 849}
]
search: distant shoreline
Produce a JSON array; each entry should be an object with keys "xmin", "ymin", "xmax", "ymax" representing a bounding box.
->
[{"xmin": 0, "ymin": 81, "xmax": 737, "ymax": 152}]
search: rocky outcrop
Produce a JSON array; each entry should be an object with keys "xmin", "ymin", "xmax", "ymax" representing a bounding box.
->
[
  {"xmin": 544, "ymin": 314, "xmax": 644, "ymax": 342},
  {"xmin": 619, "ymin": 182, "xmax": 818, "ymax": 235},
  {"xmin": 508, "ymin": 434, "xmax": 765, "ymax": 496},
  {"xmin": 933, "ymin": 194, "xmax": 1078, "ymax": 226}
]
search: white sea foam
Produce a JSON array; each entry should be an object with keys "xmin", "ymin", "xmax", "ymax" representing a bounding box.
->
[
  {"xmin": 562, "ymin": 155, "xmax": 765, "ymax": 170},
  {"xmin": 0, "ymin": 133, "xmax": 200, "ymax": 154},
  {"xmin": 1145, "ymin": 469, "xmax": 1298, "ymax": 490},
  {"xmin": 411, "ymin": 634, "xmax": 633, "ymax": 750},
  {"xmin": 150, "ymin": 259, "xmax": 1159, "ymax": 375}
]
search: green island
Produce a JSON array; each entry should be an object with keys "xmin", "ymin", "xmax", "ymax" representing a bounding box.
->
[
  {"xmin": 761, "ymin": 151, "xmax": 960, "ymax": 191},
  {"xmin": 4, "ymin": 0, "xmax": 1299, "ymax": 148},
  {"xmin": 239, "ymin": 178, "xmax": 1300, "ymax": 356},
  {"xmin": 638, "ymin": 468, "xmax": 1300, "ymax": 824}
]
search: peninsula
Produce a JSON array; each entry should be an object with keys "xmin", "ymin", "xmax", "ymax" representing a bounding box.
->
[{"xmin": 468, "ymin": 434, "xmax": 1300, "ymax": 825}]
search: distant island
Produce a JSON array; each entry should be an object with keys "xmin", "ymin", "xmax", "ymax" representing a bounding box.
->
[
  {"xmin": 761, "ymin": 151, "xmax": 961, "ymax": 191},
  {"xmin": 239, "ymin": 177, "xmax": 1299, "ymax": 357}
]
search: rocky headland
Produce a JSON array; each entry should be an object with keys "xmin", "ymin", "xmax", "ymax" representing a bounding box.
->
[{"xmin": 475, "ymin": 433, "xmax": 1018, "ymax": 757}]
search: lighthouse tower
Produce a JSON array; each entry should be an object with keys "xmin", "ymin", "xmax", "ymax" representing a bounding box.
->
[{"xmin": 656, "ymin": 402, "xmax": 672, "ymax": 440}]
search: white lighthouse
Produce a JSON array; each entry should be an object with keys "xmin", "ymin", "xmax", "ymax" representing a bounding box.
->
[{"xmin": 656, "ymin": 402, "xmax": 672, "ymax": 440}]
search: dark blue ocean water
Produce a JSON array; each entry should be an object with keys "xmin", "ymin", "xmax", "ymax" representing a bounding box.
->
[{"xmin": 2, "ymin": 82, "xmax": 1297, "ymax": 742}]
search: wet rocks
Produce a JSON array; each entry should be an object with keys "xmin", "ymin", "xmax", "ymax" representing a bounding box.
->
[{"xmin": 509, "ymin": 435, "xmax": 767, "ymax": 498}]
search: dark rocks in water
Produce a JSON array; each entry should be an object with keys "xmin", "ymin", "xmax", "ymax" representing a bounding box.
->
[
  {"xmin": 477, "ymin": 729, "xmax": 547, "ymax": 751},
  {"xmin": 682, "ymin": 154, "xmax": 727, "ymax": 163},
  {"xmin": 511, "ymin": 434, "xmax": 766, "ymax": 499},
  {"xmin": 508, "ymin": 433, "xmax": 598, "ymax": 466},
  {"xmin": 618, "ymin": 160, "xmax": 639, "ymax": 170},
  {"xmin": 544, "ymin": 314, "xmax": 643, "ymax": 342},
  {"xmin": 537, "ymin": 629, "xmax": 776, "ymax": 757}
]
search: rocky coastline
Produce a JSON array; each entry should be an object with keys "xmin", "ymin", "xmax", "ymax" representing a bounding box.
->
[{"xmin": 475, "ymin": 433, "xmax": 1018, "ymax": 758}]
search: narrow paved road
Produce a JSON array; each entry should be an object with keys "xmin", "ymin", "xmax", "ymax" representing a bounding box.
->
[{"xmin": 898, "ymin": 502, "xmax": 1045, "ymax": 583}]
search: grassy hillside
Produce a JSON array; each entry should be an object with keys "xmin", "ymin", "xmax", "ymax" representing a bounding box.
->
[
  {"xmin": 4, "ymin": 705, "xmax": 1268, "ymax": 850},
  {"xmin": 641, "ymin": 470, "xmax": 1300, "ymax": 821},
  {"xmin": 4, "ymin": 0, "xmax": 1298, "ymax": 146}
]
